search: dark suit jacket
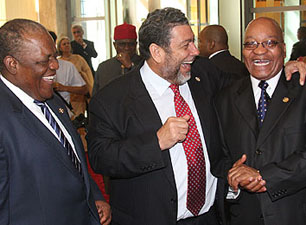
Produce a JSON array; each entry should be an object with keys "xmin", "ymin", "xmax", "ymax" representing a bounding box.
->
[
  {"xmin": 289, "ymin": 38, "xmax": 306, "ymax": 60},
  {"xmin": 210, "ymin": 50, "xmax": 249, "ymax": 78},
  {"xmin": 214, "ymin": 71, "xmax": 306, "ymax": 225},
  {"xmin": 87, "ymin": 57, "xmax": 230, "ymax": 225},
  {"xmin": 0, "ymin": 79, "xmax": 102, "ymax": 225},
  {"xmin": 71, "ymin": 39, "xmax": 98, "ymax": 75}
]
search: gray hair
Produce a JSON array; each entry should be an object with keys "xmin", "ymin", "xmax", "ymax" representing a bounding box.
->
[{"xmin": 138, "ymin": 7, "xmax": 189, "ymax": 60}]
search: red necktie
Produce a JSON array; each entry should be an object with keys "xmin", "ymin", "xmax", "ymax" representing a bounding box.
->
[{"xmin": 169, "ymin": 84, "xmax": 206, "ymax": 216}]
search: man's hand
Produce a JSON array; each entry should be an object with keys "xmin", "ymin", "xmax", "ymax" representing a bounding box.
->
[
  {"xmin": 95, "ymin": 200, "xmax": 111, "ymax": 225},
  {"xmin": 116, "ymin": 52, "xmax": 133, "ymax": 68},
  {"xmin": 53, "ymin": 82, "xmax": 66, "ymax": 92},
  {"xmin": 157, "ymin": 115, "xmax": 190, "ymax": 150},
  {"xmin": 228, "ymin": 154, "xmax": 266, "ymax": 193},
  {"xmin": 285, "ymin": 60, "xmax": 306, "ymax": 85}
]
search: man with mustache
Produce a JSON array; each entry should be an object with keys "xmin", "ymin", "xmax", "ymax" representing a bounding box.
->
[
  {"xmin": 87, "ymin": 7, "xmax": 226, "ymax": 225},
  {"xmin": 214, "ymin": 17, "xmax": 306, "ymax": 225}
]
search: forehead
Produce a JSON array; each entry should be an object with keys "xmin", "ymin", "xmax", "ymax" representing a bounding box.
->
[
  {"xmin": 245, "ymin": 19, "xmax": 282, "ymax": 41},
  {"xmin": 170, "ymin": 25, "xmax": 194, "ymax": 43},
  {"xmin": 115, "ymin": 39, "xmax": 136, "ymax": 43},
  {"xmin": 21, "ymin": 32, "xmax": 56, "ymax": 56}
]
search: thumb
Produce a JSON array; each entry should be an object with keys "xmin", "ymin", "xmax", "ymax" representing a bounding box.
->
[
  {"xmin": 233, "ymin": 154, "xmax": 247, "ymax": 167},
  {"xmin": 182, "ymin": 114, "xmax": 190, "ymax": 121}
]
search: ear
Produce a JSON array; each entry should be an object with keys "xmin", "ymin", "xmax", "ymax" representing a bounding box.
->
[
  {"xmin": 149, "ymin": 43, "xmax": 165, "ymax": 64},
  {"xmin": 209, "ymin": 40, "xmax": 216, "ymax": 50},
  {"xmin": 3, "ymin": 55, "xmax": 18, "ymax": 75}
]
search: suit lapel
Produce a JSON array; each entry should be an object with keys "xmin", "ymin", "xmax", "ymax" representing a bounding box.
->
[
  {"xmin": 46, "ymin": 98, "xmax": 85, "ymax": 180},
  {"xmin": 256, "ymin": 72, "xmax": 298, "ymax": 148},
  {"xmin": 234, "ymin": 77, "xmax": 259, "ymax": 138},
  {"xmin": 187, "ymin": 73, "xmax": 212, "ymax": 149},
  {"xmin": 127, "ymin": 71, "xmax": 177, "ymax": 190}
]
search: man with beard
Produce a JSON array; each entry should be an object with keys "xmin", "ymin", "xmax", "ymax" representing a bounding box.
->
[{"xmin": 87, "ymin": 7, "xmax": 228, "ymax": 225}]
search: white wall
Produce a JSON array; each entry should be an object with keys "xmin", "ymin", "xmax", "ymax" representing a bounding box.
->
[{"xmin": 219, "ymin": 0, "xmax": 242, "ymax": 60}]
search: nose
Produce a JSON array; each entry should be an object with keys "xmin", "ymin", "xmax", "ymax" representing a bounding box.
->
[
  {"xmin": 253, "ymin": 42, "xmax": 268, "ymax": 54},
  {"xmin": 189, "ymin": 42, "xmax": 199, "ymax": 56},
  {"xmin": 49, "ymin": 57, "xmax": 59, "ymax": 70}
]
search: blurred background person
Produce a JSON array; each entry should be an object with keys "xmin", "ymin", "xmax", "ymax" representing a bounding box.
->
[
  {"xmin": 198, "ymin": 25, "xmax": 248, "ymax": 78},
  {"xmin": 49, "ymin": 31, "xmax": 88, "ymax": 117},
  {"xmin": 289, "ymin": 26, "xmax": 306, "ymax": 61},
  {"xmin": 71, "ymin": 24, "xmax": 98, "ymax": 76},
  {"xmin": 93, "ymin": 23, "xmax": 143, "ymax": 95},
  {"xmin": 57, "ymin": 36, "xmax": 93, "ymax": 118}
]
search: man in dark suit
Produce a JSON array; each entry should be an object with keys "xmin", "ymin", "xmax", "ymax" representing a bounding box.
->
[
  {"xmin": 87, "ymin": 7, "xmax": 229, "ymax": 225},
  {"xmin": 289, "ymin": 26, "xmax": 306, "ymax": 60},
  {"xmin": 214, "ymin": 17, "xmax": 306, "ymax": 225},
  {"xmin": 0, "ymin": 19, "xmax": 111, "ymax": 225},
  {"xmin": 71, "ymin": 24, "xmax": 98, "ymax": 76},
  {"xmin": 198, "ymin": 25, "xmax": 249, "ymax": 78}
]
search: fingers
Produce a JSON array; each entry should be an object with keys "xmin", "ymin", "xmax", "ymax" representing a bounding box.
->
[
  {"xmin": 157, "ymin": 116, "xmax": 190, "ymax": 150},
  {"xmin": 232, "ymin": 154, "xmax": 247, "ymax": 168},
  {"xmin": 285, "ymin": 60, "xmax": 306, "ymax": 85}
]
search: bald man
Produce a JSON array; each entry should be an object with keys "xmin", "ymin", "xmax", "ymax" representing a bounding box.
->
[
  {"xmin": 214, "ymin": 17, "xmax": 306, "ymax": 225},
  {"xmin": 198, "ymin": 25, "xmax": 248, "ymax": 78}
]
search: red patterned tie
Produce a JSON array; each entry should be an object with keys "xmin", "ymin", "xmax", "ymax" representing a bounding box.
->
[{"xmin": 169, "ymin": 84, "xmax": 206, "ymax": 216}]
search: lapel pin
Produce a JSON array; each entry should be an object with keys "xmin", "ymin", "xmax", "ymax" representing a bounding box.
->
[
  {"xmin": 195, "ymin": 77, "xmax": 201, "ymax": 82},
  {"xmin": 58, "ymin": 108, "xmax": 64, "ymax": 114},
  {"xmin": 282, "ymin": 97, "xmax": 289, "ymax": 103}
]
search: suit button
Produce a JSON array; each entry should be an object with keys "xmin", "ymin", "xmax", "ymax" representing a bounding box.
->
[
  {"xmin": 170, "ymin": 198, "xmax": 176, "ymax": 203},
  {"xmin": 255, "ymin": 150, "xmax": 262, "ymax": 155}
]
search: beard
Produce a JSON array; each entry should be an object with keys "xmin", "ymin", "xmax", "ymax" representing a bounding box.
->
[{"xmin": 161, "ymin": 54, "xmax": 192, "ymax": 85}]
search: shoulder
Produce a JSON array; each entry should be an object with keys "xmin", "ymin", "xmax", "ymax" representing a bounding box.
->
[{"xmin": 84, "ymin": 39, "xmax": 94, "ymax": 45}]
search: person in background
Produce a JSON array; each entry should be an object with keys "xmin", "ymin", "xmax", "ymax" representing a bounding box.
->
[
  {"xmin": 57, "ymin": 36, "xmax": 93, "ymax": 118},
  {"xmin": 0, "ymin": 18, "xmax": 111, "ymax": 225},
  {"xmin": 48, "ymin": 31, "xmax": 88, "ymax": 117},
  {"xmin": 92, "ymin": 23, "xmax": 143, "ymax": 95},
  {"xmin": 198, "ymin": 25, "xmax": 248, "ymax": 78},
  {"xmin": 71, "ymin": 24, "xmax": 98, "ymax": 76},
  {"xmin": 214, "ymin": 17, "xmax": 306, "ymax": 225},
  {"xmin": 289, "ymin": 26, "xmax": 306, "ymax": 61}
]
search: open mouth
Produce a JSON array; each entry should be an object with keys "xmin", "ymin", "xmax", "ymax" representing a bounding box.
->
[
  {"xmin": 253, "ymin": 59, "xmax": 270, "ymax": 66},
  {"xmin": 181, "ymin": 60, "xmax": 194, "ymax": 70},
  {"xmin": 42, "ymin": 75, "xmax": 56, "ymax": 83}
]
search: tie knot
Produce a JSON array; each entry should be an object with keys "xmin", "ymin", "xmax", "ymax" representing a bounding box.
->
[
  {"xmin": 169, "ymin": 84, "xmax": 180, "ymax": 95},
  {"xmin": 258, "ymin": 81, "xmax": 269, "ymax": 90},
  {"xmin": 34, "ymin": 99, "xmax": 46, "ymax": 110}
]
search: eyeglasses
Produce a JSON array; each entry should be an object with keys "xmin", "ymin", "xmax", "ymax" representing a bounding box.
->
[
  {"xmin": 116, "ymin": 42, "xmax": 137, "ymax": 48},
  {"xmin": 243, "ymin": 40, "xmax": 282, "ymax": 50},
  {"xmin": 73, "ymin": 30, "xmax": 81, "ymax": 34}
]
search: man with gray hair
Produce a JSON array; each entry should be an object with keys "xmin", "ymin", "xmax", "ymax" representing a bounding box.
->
[
  {"xmin": 71, "ymin": 24, "xmax": 98, "ymax": 76},
  {"xmin": 87, "ymin": 7, "xmax": 227, "ymax": 225},
  {"xmin": 0, "ymin": 18, "xmax": 110, "ymax": 225}
]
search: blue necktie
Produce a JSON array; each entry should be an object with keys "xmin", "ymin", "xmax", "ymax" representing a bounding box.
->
[
  {"xmin": 257, "ymin": 81, "xmax": 270, "ymax": 127},
  {"xmin": 34, "ymin": 100, "xmax": 82, "ymax": 175}
]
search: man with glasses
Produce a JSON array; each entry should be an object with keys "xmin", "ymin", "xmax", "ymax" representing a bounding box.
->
[
  {"xmin": 71, "ymin": 24, "xmax": 98, "ymax": 77},
  {"xmin": 213, "ymin": 17, "xmax": 306, "ymax": 225},
  {"xmin": 92, "ymin": 23, "xmax": 142, "ymax": 95}
]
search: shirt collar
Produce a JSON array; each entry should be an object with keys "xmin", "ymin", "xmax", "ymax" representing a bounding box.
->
[
  {"xmin": 140, "ymin": 61, "xmax": 172, "ymax": 97},
  {"xmin": 209, "ymin": 49, "xmax": 228, "ymax": 59},
  {"xmin": 250, "ymin": 69, "xmax": 282, "ymax": 96}
]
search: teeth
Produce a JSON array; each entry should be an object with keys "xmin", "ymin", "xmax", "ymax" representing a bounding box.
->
[
  {"xmin": 43, "ymin": 75, "xmax": 56, "ymax": 81},
  {"xmin": 253, "ymin": 59, "xmax": 269, "ymax": 66}
]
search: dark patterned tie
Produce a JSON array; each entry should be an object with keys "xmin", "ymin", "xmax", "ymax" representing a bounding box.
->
[
  {"xmin": 169, "ymin": 84, "xmax": 206, "ymax": 216},
  {"xmin": 257, "ymin": 81, "xmax": 271, "ymax": 127},
  {"xmin": 34, "ymin": 100, "xmax": 82, "ymax": 175}
]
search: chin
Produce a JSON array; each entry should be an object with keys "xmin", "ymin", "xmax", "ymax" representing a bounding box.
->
[{"xmin": 176, "ymin": 71, "xmax": 191, "ymax": 85}]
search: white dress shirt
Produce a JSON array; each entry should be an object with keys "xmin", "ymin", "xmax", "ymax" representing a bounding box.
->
[
  {"xmin": 0, "ymin": 75, "xmax": 80, "ymax": 162},
  {"xmin": 140, "ymin": 61, "xmax": 217, "ymax": 220},
  {"xmin": 251, "ymin": 69, "xmax": 282, "ymax": 107}
]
